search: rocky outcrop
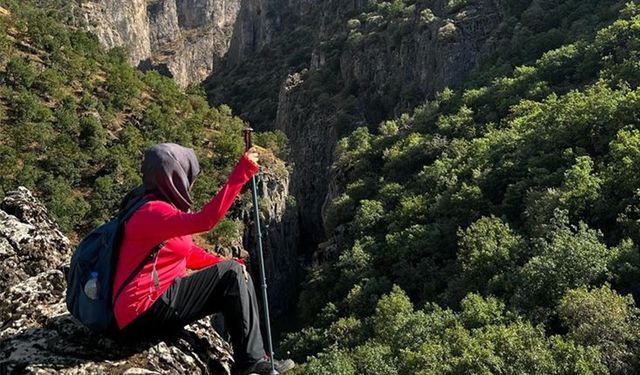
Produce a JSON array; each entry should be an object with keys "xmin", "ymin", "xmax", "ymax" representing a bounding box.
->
[
  {"xmin": 0, "ymin": 188, "xmax": 233, "ymax": 374},
  {"xmin": 0, "ymin": 187, "xmax": 71, "ymax": 293},
  {"xmin": 80, "ymin": 0, "xmax": 241, "ymax": 87}
]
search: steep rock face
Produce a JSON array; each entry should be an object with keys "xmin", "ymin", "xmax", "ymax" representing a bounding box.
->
[
  {"xmin": 340, "ymin": 0, "xmax": 503, "ymax": 123},
  {"xmin": 225, "ymin": 0, "xmax": 306, "ymax": 66},
  {"xmin": 225, "ymin": 0, "xmax": 368, "ymax": 67},
  {"xmin": 80, "ymin": 0, "xmax": 241, "ymax": 87},
  {"xmin": 274, "ymin": 72, "xmax": 348, "ymax": 245},
  {"xmin": 233, "ymin": 152, "xmax": 300, "ymax": 317},
  {"xmin": 272, "ymin": 0, "xmax": 503, "ymax": 245},
  {"xmin": 80, "ymin": 0, "xmax": 152, "ymax": 66},
  {"xmin": 0, "ymin": 188, "xmax": 233, "ymax": 374}
]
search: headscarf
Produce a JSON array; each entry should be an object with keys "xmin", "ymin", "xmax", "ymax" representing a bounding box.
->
[{"xmin": 120, "ymin": 143, "xmax": 200, "ymax": 212}]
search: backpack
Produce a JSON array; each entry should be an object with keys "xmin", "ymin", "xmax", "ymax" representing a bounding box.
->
[{"xmin": 65, "ymin": 198, "xmax": 164, "ymax": 335}]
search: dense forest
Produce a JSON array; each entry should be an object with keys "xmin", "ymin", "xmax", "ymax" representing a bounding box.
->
[
  {"xmin": 282, "ymin": 2, "xmax": 640, "ymax": 374},
  {"xmin": 2, "ymin": 0, "xmax": 640, "ymax": 374}
]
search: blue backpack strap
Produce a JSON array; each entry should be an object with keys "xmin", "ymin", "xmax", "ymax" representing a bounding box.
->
[{"xmin": 117, "ymin": 196, "xmax": 149, "ymax": 223}]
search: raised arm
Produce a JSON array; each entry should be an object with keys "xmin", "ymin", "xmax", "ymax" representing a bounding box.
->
[{"xmin": 128, "ymin": 154, "xmax": 259, "ymax": 241}]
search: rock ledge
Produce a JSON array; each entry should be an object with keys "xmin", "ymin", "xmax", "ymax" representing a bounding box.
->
[{"xmin": 0, "ymin": 188, "xmax": 233, "ymax": 375}]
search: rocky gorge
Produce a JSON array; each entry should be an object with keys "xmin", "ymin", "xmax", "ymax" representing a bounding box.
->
[
  {"xmin": 3, "ymin": 0, "xmax": 638, "ymax": 372},
  {"xmin": 75, "ymin": 0, "xmax": 508, "ymax": 328},
  {"xmin": 206, "ymin": 0, "xmax": 505, "ymax": 249}
]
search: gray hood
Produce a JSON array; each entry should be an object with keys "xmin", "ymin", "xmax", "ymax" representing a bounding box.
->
[
  {"xmin": 142, "ymin": 143, "xmax": 200, "ymax": 212},
  {"xmin": 120, "ymin": 143, "xmax": 200, "ymax": 213}
]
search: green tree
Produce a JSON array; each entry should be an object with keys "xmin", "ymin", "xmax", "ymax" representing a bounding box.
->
[
  {"xmin": 457, "ymin": 216, "xmax": 525, "ymax": 295},
  {"xmin": 515, "ymin": 212, "xmax": 612, "ymax": 321},
  {"xmin": 559, "ymin": 284, "xmax": 640, "ymax": 374}
]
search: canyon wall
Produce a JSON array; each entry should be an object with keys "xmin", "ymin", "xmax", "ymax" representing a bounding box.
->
[{"xmin": 80, "ymin": 0, "xmax": 241, "ymax": 87}]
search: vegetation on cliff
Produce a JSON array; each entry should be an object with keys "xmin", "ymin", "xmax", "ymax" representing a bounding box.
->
[
  {"xmin": 284, "ymin": 3, "xmax": 640, "ymax": 374},
  {"xmin": 207, "ymin": 0, "xmax": 625, "ymax": 131},
  {"xmin": 0, "ymin": 0, "xmax": 286, "ymax": 241}
]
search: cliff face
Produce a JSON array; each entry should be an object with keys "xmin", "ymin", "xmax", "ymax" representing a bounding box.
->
[
  {"xmin": 269, "ymin": 0, "xmax": 504, "ymax": 243},
  {"xmin": 339, "ymin": 0, "xmax": 503, "ymax": 123},
  {"xmin": 0, "ymin": 188, "xmax": 234, "ymax": 374},
  {"xmin": 274, "ymin": 71, "xmax": 347, "ymax": 245},
  {"xmin": 80, "ymin": 0, "xmax": 151, "ymax": 65},
  {"xmin": 80, "ymin": 0, "xmax": 241, "ymax": 87}
]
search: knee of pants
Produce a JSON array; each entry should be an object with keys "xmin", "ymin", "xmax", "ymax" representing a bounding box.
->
[{"xmin": 222, "ymin": 260, "xmax": 244, "ymax": 280}]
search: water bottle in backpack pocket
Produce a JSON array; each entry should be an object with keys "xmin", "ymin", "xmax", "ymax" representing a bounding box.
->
[
  {"xmin": 66, "ymin": 219, "xmax": 122, "ymax": 335},
  {"xmin": 84, "ymin": 272, "xmax": 100, "ymax": 299},
  {"xmin": 66, "ymin": 197, "xmax": 164, "ymax": 336}
]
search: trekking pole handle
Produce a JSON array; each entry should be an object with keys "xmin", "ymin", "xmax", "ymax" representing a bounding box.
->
[{"xmin": 243, "ymin": 127, "xmax": 253, "ymax": 152}]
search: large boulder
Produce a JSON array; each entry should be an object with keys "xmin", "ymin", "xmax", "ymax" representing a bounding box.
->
[{"xmin": 0, "ymin": 188, "xmax": 234, "ymax": 374}]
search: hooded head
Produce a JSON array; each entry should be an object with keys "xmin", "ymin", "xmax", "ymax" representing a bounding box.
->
[{"xmin": 140, "ymin": 143, "xmax": 200, "ymax": 212}]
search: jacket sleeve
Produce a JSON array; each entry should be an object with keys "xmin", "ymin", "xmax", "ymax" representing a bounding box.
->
[
  {"xmin": 129, "ymin": 154, "xmax": 259, "ymax": 241},
  {"xmin": 186, "ymin": 243, "xmax": 223, "ymax": 270}
]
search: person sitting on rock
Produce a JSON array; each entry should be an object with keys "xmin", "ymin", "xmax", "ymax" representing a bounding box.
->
[{"xmin": 113, "ymin": 143, "xmax": 294, "ymax": 375}]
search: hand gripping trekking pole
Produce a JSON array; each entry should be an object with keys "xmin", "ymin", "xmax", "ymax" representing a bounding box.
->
[{"xmin": 243, "ymin": 128, "xmax": 279, "ymax": 375}]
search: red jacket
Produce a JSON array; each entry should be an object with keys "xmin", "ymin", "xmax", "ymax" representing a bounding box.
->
[{"xmin": 113, "ymin": 155, "xmax": 259, "ymax": 329}]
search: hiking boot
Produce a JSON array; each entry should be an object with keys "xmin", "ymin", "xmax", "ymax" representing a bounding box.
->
[{"xmin": 242, "ymin": 356, "xmax": 295, "ymax": 374}]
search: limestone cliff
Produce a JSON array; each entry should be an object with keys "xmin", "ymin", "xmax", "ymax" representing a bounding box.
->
[
  {"xmin": 0, "ymin": 188, "xmax": 234, "ymax": 374},
  {"xmin": 80, "ymin": 0, "xmax": 241, "ymax": 87},
  {"xmin": 80, "ymin": 0, "xmax": 152, "ymax": 65}
]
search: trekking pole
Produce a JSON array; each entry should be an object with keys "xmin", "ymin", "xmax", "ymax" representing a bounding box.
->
[{"xmin": 243, "ymin": 127, "xmax": 278, "ymax": 375}]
